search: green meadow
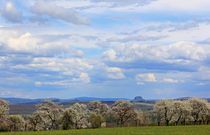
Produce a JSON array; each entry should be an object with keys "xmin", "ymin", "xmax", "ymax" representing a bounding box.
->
[{"xmin": 0, "ymin": 125, "xmax": 209, "ymax": 135}]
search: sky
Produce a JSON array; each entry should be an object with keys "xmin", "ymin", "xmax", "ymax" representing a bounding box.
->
[{"xmin": 0, "ymin": 0, "xmax": 210, "ymax": 99}]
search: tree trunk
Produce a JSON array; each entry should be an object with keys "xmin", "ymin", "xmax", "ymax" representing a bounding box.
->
[{"xmin": 166, "ymin": 120, "xmax": 169, "ymax": 126}]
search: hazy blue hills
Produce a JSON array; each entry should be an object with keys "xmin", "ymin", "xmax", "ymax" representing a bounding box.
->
[
  {"xmin": 2, "ymin": 96, "xmax": 209, "ymax": 104},
  {"xmin": 74, "ymin": 97, "xmax": 130, "ymax": 102},
  {"xmin": 2, "ymin": 97, "xmax": 130, "ymax": 104}
]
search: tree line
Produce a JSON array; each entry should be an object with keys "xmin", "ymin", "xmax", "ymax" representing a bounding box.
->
[{"xmin": 0, "ymin": 98, "xmax": 209, "ymax": 132}]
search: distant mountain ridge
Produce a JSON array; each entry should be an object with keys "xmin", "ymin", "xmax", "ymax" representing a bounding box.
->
[
  {"xmin": 1, "ymin": 97, "xmax": 209, "ymax": 104},
  {"xmin": 74, "ymin": 97, "xmax": 130, "ymax": 101},
  {"xmin": 1, "ymin": 97, "xmax": 131, "ymax": 104}
]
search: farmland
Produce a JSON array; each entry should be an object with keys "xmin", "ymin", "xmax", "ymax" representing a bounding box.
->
[{"xmin": 0, "ymin": 125, "xmax": 209, "ymax": 135}]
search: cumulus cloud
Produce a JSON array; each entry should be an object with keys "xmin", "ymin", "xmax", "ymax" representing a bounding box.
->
[
  {"xmin": 12, "ymin": 57, "xmax": 92, "ymax": 86},
  {"xmin": 1, "ymin": 31, "xmax": 84, "ymax": 57},
  {"xmin": 0, "ymin": 2, "xmax": 23, "ymax": 23},
  {"xmin": 30, "ymin": 0, "xmax": 90, "ymax": 25},
  {"xmin": 103, "ymin": 42, "xmax": 210, "ymax": 72},
  {"xmin": 106, "ymin": 67, "xmax": 125, "ymax": 79},
  {"xmin": 136, "ymin": 73, "xmax": 156, "ymax": 85},
  {"xmin": 13, "ymin": 57, "xmax": 93, "ymax": 73},
  {"xmin": 35, "ymin": 72, "xmax": 90, "ymax": 87},
  {"xmin": 8, "ymin": 32, "xmax": 41, "ymax": 52},
  {"xmin": 72, "ymin": 73, "xmax": 90, "ymax": 83}
]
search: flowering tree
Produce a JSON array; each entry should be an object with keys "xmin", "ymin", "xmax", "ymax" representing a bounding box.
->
[
  {"xmin": 0, "ymin": 99, "xmax": 9, "ymax": 119},
  {"xmin": 111, "ymin": 100, "xmax": 136, "ymax": 126},
  {"xmin": 36, "ymin": 100, "xmax": 63, "ymax": 130},
  {"xmin": 187, "ymin": 98, "xmax": 210, "ymax": 124},
  {"xmin": 154, "ymin": 100, "xmax": 174, "ymax": 126},
  {"xmin": 62, "ymin": 103, "xmax": 89, "ymax": 129}
]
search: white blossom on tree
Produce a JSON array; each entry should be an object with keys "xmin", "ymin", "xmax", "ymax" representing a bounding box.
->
[
  {"xmin": 88, "ymin": 101, "xmax": 109, "ymax": 116},
  {"xmin": 111, "ymin": 100, "xmax": 136, "ymax": 126},
  {"xmin": 187, "ymin": 98, "xmax": 210, "ymax": 124},
  {"xmin": 153, "ymin": 99, "xmax": 174, "ymax": 126},
  {"xmin": 171, "ymin": 100, "xmax": 192, "ymax": 125},
  {"xmin": 0, "ymin": 99, "xmax": 9, "ymax": 118},
  {"xmin": 7, "ymin": 115, "xmax": 25, "ymax": 131},
  {"xmin": 36, "ymin": 100, "xmax": 63, "ymax": 130},
  {"xmin": 62, "ymin": 103, "xmax": 89, "ymax": 129}
]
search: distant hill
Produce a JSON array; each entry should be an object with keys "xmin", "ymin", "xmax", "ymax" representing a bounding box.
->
[
  {"xmin": 2, "ymin": 98, "xmax": 43, "ymax": 104},
  {"xmin": 1, "ymin": 97, "xmax": 130, "ymax": 104},
  {"xmin": 131, "ymin": 96, "xmax": 145, "ymax": 102},
  {"xmin": 74, "ymin": 97, "xmax": 130, "ymax": 102},
  {"xmin": 1, "ymin": 97, "xmax": 209, "ymax": 105}
]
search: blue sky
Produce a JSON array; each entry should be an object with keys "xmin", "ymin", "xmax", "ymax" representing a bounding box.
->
[{"xmin": 0, "ymin": 0, "xmax": 210, "ymax": 99}]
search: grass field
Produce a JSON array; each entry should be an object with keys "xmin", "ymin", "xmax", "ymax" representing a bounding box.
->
[{"xmin": 0, "ymin": 125, "xmax": 209, "ymax": 135}]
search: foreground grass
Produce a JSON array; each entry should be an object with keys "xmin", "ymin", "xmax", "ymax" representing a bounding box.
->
[{"xmin": 0, "ymin": 125, "xmax": 209, "ymax": 135}]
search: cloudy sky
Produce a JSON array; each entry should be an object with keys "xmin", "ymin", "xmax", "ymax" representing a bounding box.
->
[{"xmin": 0, "ymin": 0, "xmax": 210, "ymax": 99}]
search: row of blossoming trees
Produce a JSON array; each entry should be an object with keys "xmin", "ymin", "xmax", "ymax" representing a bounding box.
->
[{"xmin": 0, "ymin": 98, "xmax": 209, "ymax": 132}]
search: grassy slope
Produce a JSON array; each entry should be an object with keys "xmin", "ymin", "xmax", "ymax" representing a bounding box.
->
[{"xmin": 0, "ymin": 125, "xmax": 209, "ymax": 135}]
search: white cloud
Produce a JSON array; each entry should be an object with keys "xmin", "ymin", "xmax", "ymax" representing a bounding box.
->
[
  {"xmin": 30, "ymin": 0, "xmax": 90, "ymax": 25},
  {"xmin": 103, "ymin": 49, "xmax": 117, "ymax": 61},
  {"xmin": 73, "ymin": 0, "xmax": 210, "ymax": 14},
  {"xmin": 136, "ymin": 73, "xmax": 156, "ymax": 85},
  {"xmin": 35, "ymin": 72, "xmax": 90, "ymax": 87},
  {"xmin": 2, "ymin": 31, "xmax": 84, "ymax": 57},
  {"xmin": 140, "ymin": 0, "xmax": 210, "ymax": 13},
  {"xmin": 196, "ymin": 66, "xmax": 210, "ymax": 80},
  {"xmin": 13, "ymin": 57, "xmax": 93, "ymax": 73},
  {"xmin": 12, "ymin": 57, "xmax": 93, "ymax": 87},
  {"xmin": 72, "ymin": 73, "xmax": 90, "ymax": 83},
  {"xmin": 35, "ymin": 81, "xmax": 42, "ymax": 86},
  {"xmin": 103, "ymin": 42, "xmax": 210, "ymax": 67},
  {"xmin": 35, "ymin": 80, "xmax": 69, "ymax": 86},
  {"xmin": 102, "ymin": 0, "xmax": 210, "ymax": 13},
  {"xmin": 163, "ymin": 78, "xmax": 178, "ymax": 83},
  {"xmin": 0, "ymin": 2, "xmax": 23, "ymax": 23},
  {"xmin": 8, "ymin": 32, "xmax": 41, "ymax": 52},
  {"xmin": 197, "ymin": 82, "xmax": 206, "ymax": 86},
  {"xmin": 91, "ymin": 0, "xmax": 156, "ymax": 6},
  {"xmin": 106, "ymin": 67, "xmax": 125, "ymax": 79},
  {"xmin": 137, "ymin": 82, "xmax": 144, "ymax": 85}
]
